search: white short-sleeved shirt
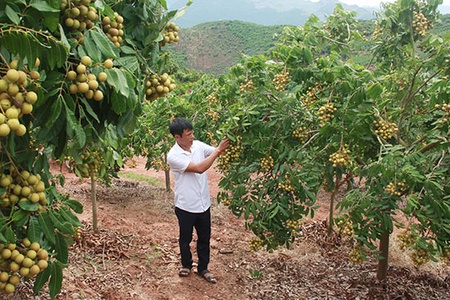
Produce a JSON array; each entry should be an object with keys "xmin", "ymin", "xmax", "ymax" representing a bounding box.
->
[{"xmin": 167, "ymin": 140, "xmax": 216, "ymax": 213}]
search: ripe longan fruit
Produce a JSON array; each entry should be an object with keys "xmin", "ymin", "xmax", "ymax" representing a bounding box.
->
[
  {"xmin": 81, "ymin": 56, "xmax": 92, "ymax": 66},
  {"xmin": 6, "ymin": 69, "xmax": 20, "ymax": 82},
  {"xmin": 104, "ymin": 59, "xmax": 113, "ymax": 69}
]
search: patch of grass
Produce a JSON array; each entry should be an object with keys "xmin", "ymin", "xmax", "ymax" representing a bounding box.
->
[{"xmin": 119, "ymin": 171, "xmax": 163, "ymax": 187}]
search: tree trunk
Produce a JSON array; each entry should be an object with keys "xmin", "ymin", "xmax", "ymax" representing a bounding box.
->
[
  {"xmin": 377, "ymin": 229, "xmax": 390, "ymax": 280},
  {"xmin": 327, "ymin": 178, "xmax": 340, "ymax": 236},
  {"xmin": 164, "ymin": 153, "xmax": 171, "ymax": 192},
  {"xmin": 91, "ymin": 173, "xmax": 99, "ymax": 233}
]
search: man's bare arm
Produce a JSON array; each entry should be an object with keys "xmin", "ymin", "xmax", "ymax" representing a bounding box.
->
[{"xmin": 185, "ymin": 139, "xmax": 230, "ymax": 174}]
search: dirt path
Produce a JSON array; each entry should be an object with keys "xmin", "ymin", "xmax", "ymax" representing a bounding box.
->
[{"xmin": 11, "ymin": 157, "xmax": 450, "ymax": 300}]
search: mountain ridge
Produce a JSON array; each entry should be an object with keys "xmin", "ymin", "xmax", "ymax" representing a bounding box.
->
[{"xmin": 168, "ymin": 0, "xmax": 450, "ymax": 28}]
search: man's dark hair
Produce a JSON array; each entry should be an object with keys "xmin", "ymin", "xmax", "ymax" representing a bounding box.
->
[{"xmin": 169, "ymin": 117, "xmax": 193, "ymax": 137}]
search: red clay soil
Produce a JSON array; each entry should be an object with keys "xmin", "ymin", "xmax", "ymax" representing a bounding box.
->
[{"xmin": 9, "ymin": 157, "xmax": 450, "ymax": 300}]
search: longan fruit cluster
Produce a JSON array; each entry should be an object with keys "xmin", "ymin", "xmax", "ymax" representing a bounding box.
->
[
  {"xmin": 413, "ymin": 10, "xmax": 432, "ymax": 37},
  {"xmin": 0, "ymin": 169, "xmax": 47, "ymax": 211},
  {"xmin": 273, "ymin": 70, "xmax": 289, "ymax": 91},
  {"xmin": 374, "ymin": 119, "xmax": 398, "ymax": 140},
  {"xmin": 206, "ymin": 109, "xmax": 219, "ymax": 122},
  {"xmin": 144, "ymin": 73, "xmax": 176, "ymax": 101},
  {"xmin": 74, "ymin": 226, "xmax": 82, "ymax": 241},
  {"xmin": 102, "ymin": 12, "xmax": 124, "ymax": 47},
  {"xmin": 318, "ymin": 102, "xmax": 336, "ymax": 126},
  {"xmin": 0, "ymin": 240, "xmax": 49, "ymax": 295},
  {"xmin": 152, "ymin": 158, "xmax": 170, "ymax": 172},
  {"xmin": 278, "ymin": 177, "xmax": 294, "ymax": 192},
  {"xmin": 329, "ymin": 146, "xmax": 351, "ymax": 168},
  {"xmin": 301, "ymin": 83, "xmax": 322, "ymax": 107},
  {"xmin": 249, "ymin": 238, "xmax": 263, "ymax": 253},
  {"xmin": 373, "ymin": 23, "xmax": 382, "ymax": 40},
  {"xmin": 239, "ymin": 80, "xmax": 255, "ymax": 93},
  {"xmin": 260, "ymin": 156, "xmax": 274, "ymax": 173},
  {"xmin": 68, "ymin": 145, "xmax": 104, "ymax": 178},
  {"xmin": 159, "ymin": 22, "xmax": 179, "ymax": 47},
  {"xmin": 217, "ymin": 193, "xmax": 231, "ymax": 206},
  {"xmin": 435, "ymin": 103, "xmax": 450, "ymax": 123},
  {"xmin": 410, "ymin": 247, "xmax": 430, "ymax": 267},
  {"xmin": 217, "ymin": 137, "xmax": 243, "ymax": 173},
  {"xmin": 68, "ymin": 57, "xmax": 110, "ymax": 101},
  {"xmin": 0, "ymin": 60, "xmax": 40, "ymax": 137},
  {"xmin": 292, "ymin": 126, "xmax": 308, "ymax": 142},
  {"xmin": 286, "ymin": 219, "xmax": 301, "ymax": 230},
  {"xmin": 337, "ymin": 219, "xmax": 354, "ymax": 237},
  {"xmin": 397, "ymin": 229, "xmax": 416, "ymax": 250},
  {"xmin": 440, "ymin": 248, "xmax": 450, "ymax": 266},
  {"xmin": 385, "ymin": 181, "xmax": 406, "ymax": 196},
  {"xmin": 61, "ymin": 0, "xmax": 98, "ymax": 32},
  {"xmin": 349, "ymin": 245, "xmax": 365, "ymax": 264},
  {"xmin": 206, "ymin": 94, "xmax": 219, "ymax": 106}
]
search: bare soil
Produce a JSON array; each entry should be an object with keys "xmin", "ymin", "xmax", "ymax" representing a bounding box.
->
[{"xmin": 9, "ymin": 157, "xmax": 450, "ymax": 300}]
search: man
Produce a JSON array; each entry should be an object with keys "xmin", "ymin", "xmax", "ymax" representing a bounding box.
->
[{"xmin": 167, "ymin": 117, "xmax": 230, "ymax": 284}]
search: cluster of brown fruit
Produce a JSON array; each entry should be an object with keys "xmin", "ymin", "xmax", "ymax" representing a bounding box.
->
[
  {"xmin": 206, "ymin": 109, "xmax": 219, "ymax": 122},
  {"xmin": 292, "ymin": 126, "xmax": 308, "ymax": 142},
  {"xmin": 278, "ymin": 177, "xmax": 294, "ymax": 192},
  {"xmin": 349, "ymin": 244, "xmax": 365, "ymax": 264},
  {"xmin": 337, "ymin": 219, "xmax": 354, "ymax": 237},
  {"xmin": 374, "ymin": 119, "xmax": 398, "ymax": 140},
  {"xmin": 0, "ymin": 169, "xmax": 47, "ymax": 211},
  {"xmin": 0, "ymin": 60, "xmax": 40, "ymax": 137},
  {"xmin": 102, "ymin": 12, "xmax": 125, "ymax": 47},
  {"xmin": 373, "ymin": 23, "xmax": 382, "ymax": 40},
  {"xmin": 239, "ymin": 79, "xmax": 255, "ymax": 93},
  {"xmin": 286, "ymin": 219, "xmax": 301, "ymax": 231},
  {"xmin": 441, "ymin": 248, "xmax": 450, "ymax": 266},
  {"xmin": 385, "ymin": 180, "xmax": 406, "ymax": 196},
  {"xmin": 301, "ymin": 83, "xmax": 322, "ymax": 107},
  {"xmin": 249, "ymin": 237, "xmax": 263, "ymax": 253},
  {"xmin": 74, "ymin": 226, "xmax": 82, "ymax": 242},
  {"xmin": 435, "ymin": 103, "xmax": 450, "ymax": 123},
  {"xmin": 68, "ymin": 145, "xmax": 104, "ymax": 178},
  {"xmin": 260, "ymin": 156, "xmax": 274, "ymax": 173},
  {"xmin": 144, "ymin": 73, "xmax": 176, "ymax": 101},
  {"xmin": 152, "ymin": 157, "xmax": 170, "ymax": 172},
  {"xmin": 410, "ymin": 246, "xmax": 430, "ymax": 267},
  {"xmin": 413, "ymin": 10, "xmax": 432, "ymax": 37},
  {"xmin": 61, "ymin": 0, "xmax": 98, "ymax": 32},
  {"xmin": 216, "ymin": 137, "xmax": 243, "ymax": 173},
  {"xmin": 217, "ymin": 193, "xmax": 231, "ymax": 206},
  {"xmin": 318, "ymin": 102, "xmax": 336, "ymax": 126},
  {"xmin": 67, "ymin": 57, "xmax": 110, "ymax": 101},
  {"xmin": 0, "ymin": 240, "xmax": 49, "ymax": 295},
  {"xmin": 273, "ymin": 70, "xmax": 289, "ymax": 91},
  {"xmin": 329, "ymin": 146, "xmax": 351, "ymax": 168},
  {"xmin": 159, "ymin": 22, "xmax": 180, "ymax": 47},
  {"xmin": 206, "ymin": 93, "xmax": 219, "ymax": 106},
  {"xmin": 397, "ymin": 229, "xmax": 416, "ymax": 250}
]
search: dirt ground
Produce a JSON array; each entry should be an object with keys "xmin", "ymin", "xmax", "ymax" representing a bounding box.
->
[{"xmin": 10, "ymin": 157, "xmax": 450, "ymax": 300}]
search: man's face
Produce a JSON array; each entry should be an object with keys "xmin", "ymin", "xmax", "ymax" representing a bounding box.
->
[{"xmin": 176, "ymin": 129, "xmax": 194, "ymax": 150}]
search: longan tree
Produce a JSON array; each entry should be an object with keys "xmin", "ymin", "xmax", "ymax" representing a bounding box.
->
[{"xmin": 0, "ymin": 0, "xmax": 179, "ymax": 297}]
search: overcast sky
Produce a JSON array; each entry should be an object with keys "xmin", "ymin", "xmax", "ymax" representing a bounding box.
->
[{"xmin": 338, "ymin": 0, "xmax": 450, "ymax": 6}]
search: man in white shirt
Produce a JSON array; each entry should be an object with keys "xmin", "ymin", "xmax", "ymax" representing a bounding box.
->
[{"xmin": 167, "ymin": 118, "xmax": 230, "ymax": 284}]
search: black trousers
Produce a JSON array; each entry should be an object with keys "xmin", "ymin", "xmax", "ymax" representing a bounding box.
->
[{"xmin": 175, "ymin": 207, "xmax": 211, "ymax": 274}]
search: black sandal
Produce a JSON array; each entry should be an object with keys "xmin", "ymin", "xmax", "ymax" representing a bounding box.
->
[
  {"xmin": 199, "ymin": 269, "xmax": 217, "ymax": 284},
  {"xmin": 178, "ymin": 267, "xmax": 191, "ymax": 277}
]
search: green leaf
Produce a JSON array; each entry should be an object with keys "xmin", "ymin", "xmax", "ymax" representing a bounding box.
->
[
  {"xmin": 63, "ymin": 101, "xmax": 86, "ymax": 147},
  {"xmin": 27, "ymin": 217, "xmax": 41, "ymax": 242},
  {"xmin": 49, "ymin": 211, "xmax": 75, "ymax": 235},
  {"xmin": 366, "ymin": 83, "xmax": 383, "ymax": 99},
  {"xmin": 18, "ymin": 199, "xmax": 39, "ymax": 211},
  {"xmin": 110, "ymin": 92, "xmax": 126, "ymax": 114},
  {"xmin": 86, "ymin": 28, "xmax": 119, "ymax": 59},
  {"xmin": 106, "ymin": 68, "xmax": 130, "ymax": 97},
  {"xmin": 55, "ymin": 232, "xmax": 69, "ymax": 264},
  {"xmin": 29, "ymin": 0, "xmax": 60, "ymax": 12},
  {"xmin": 49, "ymin": 261, "xmax": 63, "ymax": 299},
  {"xmin": 5, "ymin": 5, "xmax": 20, "ymax": 24},
  {"xmin": 11, "ymin": 209, "xmax": 29, "ymax": 227},
  {"xmin": 33, "ymin": 262, "xmax": 51, "ymax": 294},
  {"xmin": 59, "ymin": 207, "xmax": 82, "ymax": 227},
  {"xmin": 64, "ymin": 199, "xmax": 83, "ymax": 214},
  {"xmin": 38, "ymin": 212, "xmax": 56, "ymax": 244}
]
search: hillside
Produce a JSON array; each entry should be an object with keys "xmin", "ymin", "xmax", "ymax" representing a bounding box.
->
[{"xmin": 166, "ymin": 20, "xmax": 286, "ymax": 75}]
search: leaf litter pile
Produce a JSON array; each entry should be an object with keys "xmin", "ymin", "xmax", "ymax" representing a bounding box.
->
[{"xmin": 8, "ymin": 175, "xmax": 450, "ymax": 300}]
